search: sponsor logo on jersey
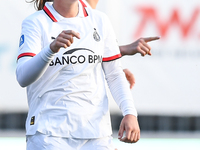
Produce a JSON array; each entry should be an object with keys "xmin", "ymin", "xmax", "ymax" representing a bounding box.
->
[
  {"xmin": 19, "ymin": 35, "xmax": 24, "ymax": 48},
  {"xmin": 93, "ymin": 28, "xmax": 100, "ymax": 42},
  {"xmin": 49, "ymin": 48, "xmax": 102, "ymax": 66}
]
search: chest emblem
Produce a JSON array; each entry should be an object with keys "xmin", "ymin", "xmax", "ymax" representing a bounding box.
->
[{"xmin": 93, "ymin": 28, "xmax": 101, "ymax": 42}]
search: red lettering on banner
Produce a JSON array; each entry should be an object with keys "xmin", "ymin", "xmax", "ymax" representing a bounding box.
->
[{"xmin": 134, "ymin": 6, "xmax": 199, "ymax": 39}]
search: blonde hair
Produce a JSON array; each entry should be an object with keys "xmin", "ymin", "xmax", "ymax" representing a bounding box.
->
[{"xmin": 28, "ymin": 0, "xmax": 53, "ymax": 10}]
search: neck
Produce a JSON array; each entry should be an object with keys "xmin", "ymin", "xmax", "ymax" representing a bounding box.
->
[{"xmin": 53, "ymin": 0, "xmax": 79, "ymax": 18}]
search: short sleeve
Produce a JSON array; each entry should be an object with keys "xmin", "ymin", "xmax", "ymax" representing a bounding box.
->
[
  {"xmin": 102, "ymin": 15, "xmax": 121, "ymax": 62},
  {"xmin": 17, "ymin": 18, "xmax": 42, "ymax": 61}
]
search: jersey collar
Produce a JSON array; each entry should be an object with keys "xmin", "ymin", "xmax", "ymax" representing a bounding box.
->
[{"xmin": 43, "ymin": 0, "xmax": 88, "ymax": 22}]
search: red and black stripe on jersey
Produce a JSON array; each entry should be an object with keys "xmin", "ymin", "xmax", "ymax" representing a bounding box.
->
[
  {"xmin": 43, "ymin": 0, "xmax": 88, "ymax": 22},
  {"xmin": 102, "ymin": 54, "xmax": 122, "ymax": 62},
  {"xmin": 43, "ymin": 5, "xmax": 58, "ymax": 22}
]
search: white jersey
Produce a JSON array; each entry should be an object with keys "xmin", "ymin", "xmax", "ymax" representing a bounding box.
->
[{"xmin": 17, "ymin": 0, "xmax": 137, "ymax": 139}]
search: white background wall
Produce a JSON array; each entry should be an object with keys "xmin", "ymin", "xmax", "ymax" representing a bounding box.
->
[{"xmin": 0, "ymin": 0, "xmax": 200, "ymax": 116}]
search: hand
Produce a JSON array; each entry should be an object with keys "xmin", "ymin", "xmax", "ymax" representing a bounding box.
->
[
  {"xmin": 120, "ymin": 36, "xmax": 160, "ymax": 56},
  {"xmin": 50, "ymin": 30, "xmax": 80, "ymax": 53},
  {"xmin": 118, "ymin": 114, "xmax": 140, "ymax": 143},
  {"xmin": 123, "ymin": 69, "xmax": 135, "ymax": 89}
]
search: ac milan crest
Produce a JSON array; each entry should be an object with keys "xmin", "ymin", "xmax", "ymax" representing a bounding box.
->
[{"xmin": 93, "ymin": 28, "xmax": 100, "ymax": 42}]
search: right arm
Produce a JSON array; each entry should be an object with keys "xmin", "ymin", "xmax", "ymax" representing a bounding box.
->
[
  {"xmin": 16, "ymin": 18, "xmax": 52, "ymax": 87},
  {"xmin": 16, "ymin": 46, "xmax": 55, "ymax": 87},
  {"xmin": 16, "ymin": 19, "xmax": 80, "ymax": 87}
]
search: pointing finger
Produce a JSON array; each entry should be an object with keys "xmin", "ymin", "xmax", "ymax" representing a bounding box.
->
[
  {"xmin": 143, "ymin": 36, "xmax": 160, "ymax": 43},
  {"xmin": 64, "ymin": 30, "xmax": 81, "ymax": 39}
]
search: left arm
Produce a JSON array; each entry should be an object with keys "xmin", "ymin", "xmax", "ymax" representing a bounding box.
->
[
  {"xmin": 101, "ymin": 10, "xmax": 140, "ymax": 143},
  {"xmin": 102, "ymin": 59, "xmax": 140, "ymax": 143}
]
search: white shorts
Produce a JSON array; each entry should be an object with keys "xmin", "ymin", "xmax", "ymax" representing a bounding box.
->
[{"xmin": 26, "ymin": 132, "xmax": 115, "ymax": 150}]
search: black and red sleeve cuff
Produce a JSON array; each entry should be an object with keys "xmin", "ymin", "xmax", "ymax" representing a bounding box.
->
[{"xmin": 17, "ymin": 53, "xmax": 36, "ymax": 60}]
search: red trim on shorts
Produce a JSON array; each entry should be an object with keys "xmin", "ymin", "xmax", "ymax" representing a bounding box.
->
[
  {"xmin": 43, "ymin": 5, "xmax": 58, "ymax": 22},
  {"xmin": 102, "ymin": 54, "xmax": 122, "ymax": 62},
  {"xmin": 17, "ymin": 53, "xmax": 36, "ymax": 60}
]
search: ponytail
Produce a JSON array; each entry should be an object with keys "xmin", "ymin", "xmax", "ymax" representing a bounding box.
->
[{"xmin": 27, "ymin": 0, "xmax": 53, "ymax": 11}]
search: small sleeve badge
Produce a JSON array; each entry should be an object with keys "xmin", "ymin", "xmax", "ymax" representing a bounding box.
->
[{"xmin": 19, "ymin": 35, "xmax": 25, "ymax": 48}]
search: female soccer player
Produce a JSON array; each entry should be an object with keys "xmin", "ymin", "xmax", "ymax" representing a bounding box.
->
[{"xmin": 16, "ymin": 0, "xmax": 140, "ymax": 149}]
